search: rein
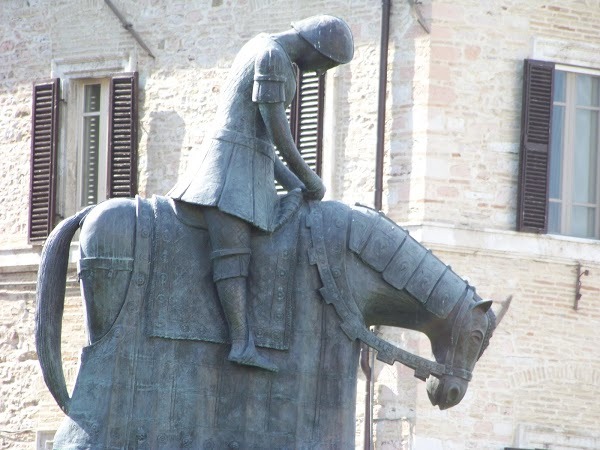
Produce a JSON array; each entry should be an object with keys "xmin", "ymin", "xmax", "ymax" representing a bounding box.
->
[{"xmin": 306, "ymin": 201, "xmax": 473, "ymax": 382}]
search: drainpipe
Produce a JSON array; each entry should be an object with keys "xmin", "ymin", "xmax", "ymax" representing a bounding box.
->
[
  {"xmin": 364, "ymin": 4, "xmax": 391, "ymax": 449},
  {"xmin": 360, "ymin": 343, "xmax": 372, "ymax": 450},
  {"xmin": 374, "ymin": 0, "xmax": 391, "ymax": 211},
  {"xmin": 104, "ymin": 0, "xmax": 155, "ymax": 59}
]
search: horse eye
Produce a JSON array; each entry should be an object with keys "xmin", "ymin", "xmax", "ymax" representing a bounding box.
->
[{"xmin": 471, "ymin": 331, "xmax": 483, "ymax": 343}]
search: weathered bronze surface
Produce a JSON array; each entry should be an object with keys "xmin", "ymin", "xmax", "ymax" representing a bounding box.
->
[
  {"xmin": 37, "ymin": 196, "xmax": 496, "ymax": 448},
  {"xmin": 35, "ymin": 15, "xmax": 498, "ymax": 449},
  {"xmin": 168, "ymin": 15, "xmax": 354, "ymax": 372}
]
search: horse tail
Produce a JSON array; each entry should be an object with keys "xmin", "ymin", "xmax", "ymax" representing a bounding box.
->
[{"xmin": 35, "ymin": 205, "xmax": 94, "ymax": 414}]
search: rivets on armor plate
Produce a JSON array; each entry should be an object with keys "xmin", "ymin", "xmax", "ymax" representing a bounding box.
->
[
  {"xmin": 159, "ymin": 272, "xmax": 168, "ymax": 285},
  {"xmin": 278, "ymin": 269, "xmax": 286, "ymax": 277},
  {"xmin": 335, "ymin": 218, "xmax": 344, "ymax": 227},
  {"xmin": 141, "ymin": 227, "xmax": 150, "ymax": 238},
  {"xmin": 136, "ymin": 273, "xmax": 147, "ymax": 286},
  {"xmin": 158, "ymin": 434, "xmax": 167, "ymax": 444},
  {"xmin": 181, "ymin": 434, "xmax": 193, "ymax": 447},
  {"xmin": 136, "ymin": 427, "xmax": 147, "ymax": 442},
  {"xmin": 228, "ymin": 441, "xmax": 240, "ymax": 449},
  {"xmin": 332, "ymin": 268, "xmax": 341, "ymax": 278}
]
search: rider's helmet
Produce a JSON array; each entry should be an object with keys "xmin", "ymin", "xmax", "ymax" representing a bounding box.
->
[{"xmin": 291, "ymin": 15, "xmax": 354, "ymax": 65}]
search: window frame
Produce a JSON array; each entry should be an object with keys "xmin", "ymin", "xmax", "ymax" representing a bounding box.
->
[
  {"xmin": 548, "ymin": 68, "xmax": 600, "ymax": 238},
  {"xmin": 28, "ymin": 72, "xmax": 138, "ymax": 243},
  {"xmin": 517, "ymin": 59, "xmax": 600, "ymax": 240},
  {"xmin": 76, "ymin": 79, "xmax": 110, "ymax": 209}
]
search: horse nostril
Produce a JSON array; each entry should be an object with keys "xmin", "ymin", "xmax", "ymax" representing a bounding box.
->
[{"xmin": 447, "ymin": 386, "xmax": 460, "ymax": 403}]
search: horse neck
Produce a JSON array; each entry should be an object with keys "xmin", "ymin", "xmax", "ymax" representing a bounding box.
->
[
  {"xmin": 314, "ymin": 200, "xmax": 462, "ymax": 335},
  {"xmin": 346, "ymin": 251, "xmax": 433, "ymax": 329},
  {"xmin": 345, "ymin": 253, "xmax": 481, "ymax": 343}
]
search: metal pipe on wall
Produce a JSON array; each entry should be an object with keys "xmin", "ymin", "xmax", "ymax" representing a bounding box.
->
[
  {"xmin": 364, "ymin": 3, "xmax": 391, "ymax": 448},
  {"xmin": 374, "ymin": 0, "xmax": 391, "ymax": 212},
  {"xmin": 360, "ymin": 343, "xmax": 372, "ymax": 450}
]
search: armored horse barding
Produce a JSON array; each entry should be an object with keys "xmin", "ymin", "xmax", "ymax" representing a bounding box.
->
[{"xmin": 36, "ymin": 195, "xmax": 499, "ymax": 448}]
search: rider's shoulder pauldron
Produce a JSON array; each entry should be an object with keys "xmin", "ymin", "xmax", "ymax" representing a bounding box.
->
[{"xmin": 252, "ymin": 41, "xmax": 290, "ymax": 104}]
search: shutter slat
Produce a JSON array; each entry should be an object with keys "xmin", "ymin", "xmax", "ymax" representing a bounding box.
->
[
  {"xmin": 517, "ymin": 59, "xmax": 554, "ymax": 233},
  {"xmin": 295, "ymin": 71, "xmax": 325, "ymax": 176},
  {"xmin": 28, "ymin": 79, "xmax": 59, "ymax": 242},
  {"xmin": 107, "ymin": 73, "xmax": 138, "ymax": 198},
  {"xmin": 275, "ymin": 68, "xmax": 325, "ymax": 193}
]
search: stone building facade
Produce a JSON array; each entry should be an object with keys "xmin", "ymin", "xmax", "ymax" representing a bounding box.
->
[{"xmin": 1, "ymin": 0, "xmax": 599, "ymax": 449}]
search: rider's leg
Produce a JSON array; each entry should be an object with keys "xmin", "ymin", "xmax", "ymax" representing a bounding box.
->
[{"xmin": 203, "ymin": 207, "xmax": 278, "ymax": 372}]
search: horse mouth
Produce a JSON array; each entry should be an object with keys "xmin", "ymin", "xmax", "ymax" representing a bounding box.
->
[{"xmin": 426, "ymin": 376, "xmax": 467, "ymax": 410}]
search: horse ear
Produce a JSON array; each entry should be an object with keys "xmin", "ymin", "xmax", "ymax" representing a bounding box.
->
[{"xmin": 472, "ymin": 299, "xmax": 493, "ymax": 312}]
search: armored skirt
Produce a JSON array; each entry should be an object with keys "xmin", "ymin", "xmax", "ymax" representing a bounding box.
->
[{"xmin": 168, "ymin": 128, "xmax": 280, "ymax": 232}]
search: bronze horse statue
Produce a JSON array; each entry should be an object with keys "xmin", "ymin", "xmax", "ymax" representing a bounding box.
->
[{"xmin": 36, "ymin": 195, "xmax": 498, "ymax": 449}]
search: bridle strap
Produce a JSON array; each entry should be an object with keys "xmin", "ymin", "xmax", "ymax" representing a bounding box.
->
[
  {"xmin": 442, "ymin": 289, "xmax": 475, "ymax": 381},
  {"xmin": 306, "ymin": 201, "xmax": 472, "ymax": 382}
]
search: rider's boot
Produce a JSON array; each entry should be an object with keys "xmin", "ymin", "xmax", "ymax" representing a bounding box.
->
[{"xmin": 214, "ymin": 275, "xmax": 278, "ymax": 373}]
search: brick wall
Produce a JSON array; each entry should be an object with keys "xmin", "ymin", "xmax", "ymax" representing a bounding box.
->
[
  {"xmin": 369, "ymin": 0, "xmax": 600, "ymax": 448},
  {"xmin": 0, "ymin": 266, "xmax": 84, "ymax": 448}
]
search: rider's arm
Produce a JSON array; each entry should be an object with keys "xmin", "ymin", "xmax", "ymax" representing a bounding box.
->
[
  {"xmin": 273, "ymin": 156, "xmax": 305, "ymax": 192},
  {"xmin": 253, "ymin": 45, "xmax": 325, "ymax": 199},
  {"xmin": 260, "ymin": 102, "xmax": 324, "ymax": 198}
]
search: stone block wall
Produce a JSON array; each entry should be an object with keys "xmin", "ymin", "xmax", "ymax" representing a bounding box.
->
[
  {"xmin": 0, "ymin": 0, "xmax": 392, "ymax": 244},
  {"xmin": 386, "ymin": 247, "xmax": 600, "ymax": 449},
  {"xmin": 0, "ymin": 265, "xmax": 84, "ymax": 448},
  {"xmin": 370, "ymin": 0, "xmax": 600, "ymax": 448}
]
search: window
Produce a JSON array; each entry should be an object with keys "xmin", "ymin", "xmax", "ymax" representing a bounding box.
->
[
  {"xmin": 548, "ymin": 70, "xmax": 599, "ymax": 238},
  {"xmin": 79, "ymin": 81, "xmax": 108, "ymax": 208},
  {"xmin": 29, "ymin": 73, "xmax": 138, "ymax": 242},
  {"xmin": 517, "ymin": 59, "xmax": 600, "ymax": 239}
]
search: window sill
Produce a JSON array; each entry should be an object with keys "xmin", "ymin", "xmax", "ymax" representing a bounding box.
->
[
  {"xmin": 0, "ymin": 242, "xmax": 80, "ymax": 273},
  {"xmin": 404, "ymin": 222, "xmax": 600, "ymax": 265}
]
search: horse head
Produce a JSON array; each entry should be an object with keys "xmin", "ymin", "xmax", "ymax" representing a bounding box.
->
[
  {"xmin": 337, "ymin": 203, "xmax": 505, "ymax": 410},
  {"xmin": 424, "ymin": 292, "xmax": 496, "ymax": 410}
]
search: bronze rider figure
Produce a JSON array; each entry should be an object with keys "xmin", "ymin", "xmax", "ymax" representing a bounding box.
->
[{"xmin": 168, "ymin": 15, "xmax": 354, "ymax": 371}]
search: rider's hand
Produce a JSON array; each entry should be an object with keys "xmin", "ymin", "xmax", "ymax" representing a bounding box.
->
[{"xmin": 303, "ymin": 176, "xmax": 326, "ymax": 201}]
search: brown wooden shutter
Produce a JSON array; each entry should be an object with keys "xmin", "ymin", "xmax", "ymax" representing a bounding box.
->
[
  {"xmin": 517, "ymin": 59, "xmax": 555, "ymax": 232},
  {"xmin": 29, "ymin": 79, "xmax": 59, "ymax": 242},
  {"xmin": 107, "ymin": 72, "xmax": 138, "ymax": 198},
  {"xmin": 289, "ymin": 71, "xmax": 325, "ymax": 176}
]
